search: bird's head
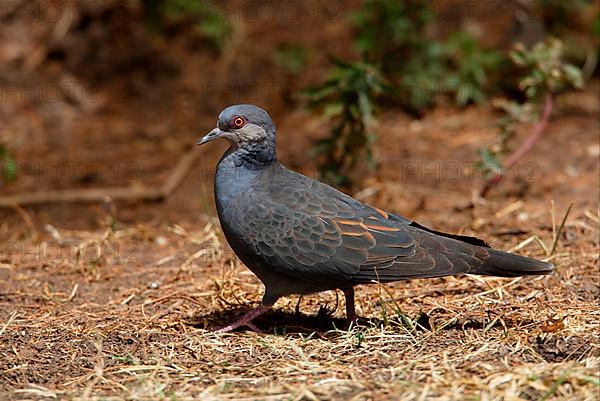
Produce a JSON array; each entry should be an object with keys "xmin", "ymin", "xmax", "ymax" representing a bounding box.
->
[{"xmin": 198, "ymin": 105, "xmax": 276, "ymax": 163}]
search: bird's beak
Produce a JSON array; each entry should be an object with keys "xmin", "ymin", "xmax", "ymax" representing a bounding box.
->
[{"xmin": 198, "ymin": 128, "xmax": 223, "ymax": 145}]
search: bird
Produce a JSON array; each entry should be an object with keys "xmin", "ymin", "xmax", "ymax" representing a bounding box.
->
[{"xmin": 198, "ymin": 104, "xmax": 554, "ymax": 333}]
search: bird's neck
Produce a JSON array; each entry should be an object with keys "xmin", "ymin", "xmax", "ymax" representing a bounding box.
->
[
  {"xmin": 222, "ymin": 140, "xmax": 277, "ymax": 169},
  {"xmin": 215, "ymin": 145, "xmax": 281, "ymax": 211}
]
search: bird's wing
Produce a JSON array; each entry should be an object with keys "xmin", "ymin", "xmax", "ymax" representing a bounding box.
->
[{"xmin": 233, "ymin": 178, "xmax": 489, "ymax": 285}]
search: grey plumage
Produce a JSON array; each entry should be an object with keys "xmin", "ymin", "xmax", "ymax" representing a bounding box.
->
[{"xmin": 198, "ymin": 104, "xmax": 554, "ymax": 332}]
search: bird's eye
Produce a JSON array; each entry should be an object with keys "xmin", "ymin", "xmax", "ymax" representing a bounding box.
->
[{"xmin": 232, "ymin": 116, "xmax": 246, "ymax": 129}]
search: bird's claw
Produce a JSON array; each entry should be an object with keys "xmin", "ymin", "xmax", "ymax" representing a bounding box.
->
[
  {"xmin": 212, "ymin": 321, "xmax": 264, "ymax": 333},
  {"xmin": 211, "ymin": 305, "xmax": 271, "ymax": 333}
]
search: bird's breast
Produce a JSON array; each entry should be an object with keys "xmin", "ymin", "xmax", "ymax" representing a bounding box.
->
[{"xmin": 214, "ymin": 156, "xmax": 273, "ymax": 227}]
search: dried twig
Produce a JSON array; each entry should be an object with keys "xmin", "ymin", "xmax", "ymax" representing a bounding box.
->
[
  {"xmin": 550, "ymin": 203, "xmax": 574, "ymax": 256},
  {"xmin": 0, "ymin": 148, "xmax": 201, "ymax": 208},
  {"xmin": 480, "ymin": 94, "xmax": 554, "ymax": 198},
  {"xmin": 0, "ymin": 311, "xmax": 18, "ymax": 336}
]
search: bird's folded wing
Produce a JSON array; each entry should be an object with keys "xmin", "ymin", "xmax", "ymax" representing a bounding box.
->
[{"xmin": 234, "ymin": 185, "xmax": 487, "ymax": 284}]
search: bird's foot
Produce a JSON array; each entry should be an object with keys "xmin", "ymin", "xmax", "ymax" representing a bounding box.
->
[
  {"xmin": 212, "ymin": 305, "xmax": 271, "ymax": 333},
  {"xmin": 294, "ymin": 295, "xmax": 303, "ymax": 316},
  {"xmin": 345, "ymin": 313, "xmax": 359, "ymax": 330}
]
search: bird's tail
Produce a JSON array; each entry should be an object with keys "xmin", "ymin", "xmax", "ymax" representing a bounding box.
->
[{"xmin": 475, "ymin": 249, "xmax": 554, "ymax": 277}]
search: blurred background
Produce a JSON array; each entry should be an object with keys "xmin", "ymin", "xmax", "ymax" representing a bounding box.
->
[{"xmin": 0, "ymin": 0, "xmax": 598, "ymax": 231}]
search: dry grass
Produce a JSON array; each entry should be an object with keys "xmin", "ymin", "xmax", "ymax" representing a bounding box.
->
[{"xmin": 0, "ymin": 203, "xmax": 598, "ymax": 401}]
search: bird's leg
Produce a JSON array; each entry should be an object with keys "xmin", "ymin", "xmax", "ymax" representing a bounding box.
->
[
  {"xmin": 213, "ymin": 305, "xmax": 271, "ymax": 333},
  {"xmin": 295, "ymin": 295, "xmax": 303, "ymax": 315},
  {"xmin": 342, "ymin": 287, "xmax": 357, "ymax": 327}
]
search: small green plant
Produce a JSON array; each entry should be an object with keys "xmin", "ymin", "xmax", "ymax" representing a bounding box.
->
[
  {"xmin": 111, "ymin": 354, "xmax": 136, "ymax": 364},
  {"xmin": 0, "ymin": 145, "xmax": 17, "ymax": 184},
  {"xmin": 351, "ymin": 0, "xmax": 441, "ymax": 110},
  {"xmin": 352, "ymin": 326, "xmax": 366, "ymax": 347},
  {"xmin": 478, "ymin": 38, "xmax": 583, "ymax": 197},
  {"xmin": 351, "ymin": 0, "xmax": 430, "ymax": 70},
  {"xmin": 273, "ymin": 44, "xmax": 308, "ymax": 104},
  {"xmin": 443, "ymin": 32, "xmax": 505, "ymax": 106},
  {"xmin": 400, "ymin": 32, "xmax": 504, "ymax": 108},
  {"xmin": 511, "ymin": 38, "xmax": 583, "ymax": 98},
  {"xmin": 351, "ymin": 0, "xmax": 504, "ymax": 110},
  {"xmin": 272, "ymin": 44, "xmax": 307, "ymax": 76},
  {"xmin": 143, "ymin": 0, "xmax": 234, "ymax": 53},
  {"xmin": 305, "ymin": 59, "xmax": 391, "ymax": 185}
]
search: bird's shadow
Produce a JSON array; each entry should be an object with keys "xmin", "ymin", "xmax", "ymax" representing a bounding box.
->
[
  {"xmin": 187, "ymin": 306, "xmax": 523, "ymax": 337},
  {"xmin": 187, "ymin": 305, "xmax": 432, "ymax": 336}
]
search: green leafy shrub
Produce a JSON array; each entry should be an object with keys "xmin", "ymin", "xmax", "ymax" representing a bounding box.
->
[
  {"xmin": 351, "ymin": 0, "xmax": 430, "ymax": 72},
  {"xmin": 310, "ymin": 0, "xmax": 505, "ymax": 184},
  {"xmin": 352, "ymin": 0, "xmax": 439, "ymax": 110},
  {"xmin": 273, "ymin": 44, "xmax": 308, "ymax": 76},
  {"xmin": 352, "ymin": 0, "xmax": 505, "ymax": 110},
  {"xmin": 305, "ymin": 59, "xmax": 391, "ymax": 186},
  {"xmin": 443, "ymin": 32, "xmax": 505, "ymax": 106},
  {"xmin": 143, "ymin": 0, "xmax": 234, "ymax": 52}
]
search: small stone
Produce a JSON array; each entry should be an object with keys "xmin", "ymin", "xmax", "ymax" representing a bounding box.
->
[
  {"xmin": 409, "ymin": 120, "xmax": 424, "ymax": 133},
  {"xmin": 565, "ymin": 165, "xmax": 579, "ymax": 177},
  {"xmin": 587, "ymin": 144, "xmax": 600, "ymax": 157}
]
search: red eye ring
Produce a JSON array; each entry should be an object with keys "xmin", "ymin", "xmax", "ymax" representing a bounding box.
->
[{"xmin": 232, "ymin": 116, "xmax": 245, "ymax": 129}]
